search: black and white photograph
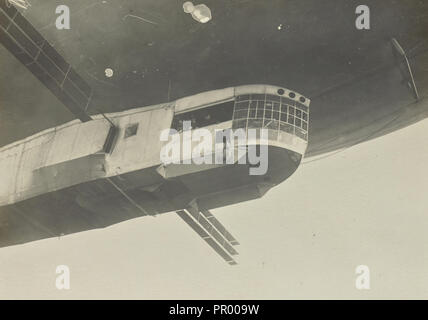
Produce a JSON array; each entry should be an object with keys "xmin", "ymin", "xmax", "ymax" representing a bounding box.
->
[{"xmin": 0, "ymin": 0, "xmax": 427, "ymax": 302}]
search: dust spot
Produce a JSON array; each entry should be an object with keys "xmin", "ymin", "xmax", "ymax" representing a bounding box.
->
[
  {"xmin": 105, "ymin": 68, "xmax": 114, "ymax": 78},
  {"xmin": 183, "ymin": 1, "xmax": 212, "ymax": 23}
]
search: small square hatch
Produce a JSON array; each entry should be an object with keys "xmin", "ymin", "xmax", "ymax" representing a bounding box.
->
[{"xmin": 124, "ymin": 123, "xmax": 139, "ymax": 138}]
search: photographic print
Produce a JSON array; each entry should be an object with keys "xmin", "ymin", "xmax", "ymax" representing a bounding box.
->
[{"xmin": 0, "ymin": 0, "xmax": 427, "ymax": 302}]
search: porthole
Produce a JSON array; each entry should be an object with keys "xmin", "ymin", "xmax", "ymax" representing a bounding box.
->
[
  {"xmin": 277, "ymin": 88, "xmax": 285, "ymax": 95},
  {"xmin": 289, "ymin": 92, "xmax": 296, "ymax": 98}
]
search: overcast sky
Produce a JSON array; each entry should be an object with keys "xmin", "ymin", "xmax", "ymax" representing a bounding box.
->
[{"xmin": 1, "ymin": 118, "xmax": 427, "ymax": 299}]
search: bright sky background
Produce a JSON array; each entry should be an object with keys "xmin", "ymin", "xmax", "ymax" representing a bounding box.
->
[{"xmin": 1, "ymin": 118, "xmax": 427, "ymax": 299}]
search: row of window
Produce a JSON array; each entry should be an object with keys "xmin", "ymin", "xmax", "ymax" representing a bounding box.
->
[
  {"xmin": 232, "ymin": 118, "xmax": 308, "ymax": 140},
  {"xmin": 236, "ymin": 94, "xmax": 309, "ymax": 113},
  {"xmin": 171, "ymin": 100, "xmax": 235, "ymax": 131},
  {"xmin": 167, "ymin": 94, "xmax": 309, "ymax": 141},
  {"xmin": 233, "ymin": 100, "xmax": 309, "ymax": 132}
]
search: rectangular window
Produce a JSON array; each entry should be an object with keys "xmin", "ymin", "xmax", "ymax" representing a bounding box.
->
[
  {"xmin": 236, "ymin": 94, "xmax": 250, "ymax": 102},
  {"xmin": 281, "ymin": 96, "xmax": 296, "ymax": 106},
  {"xmin": 234, "ymin": 109, "xmax": 248, "ymax": 120},
  {"xmin": 296, "ymin": 102, "xmax": 308, "ymax": 113},
  {"xmin": 256, "ymin": 108, "xmax": 264, "ymax": 119},
  {"xmin": 268, "ymin": 95, "xmax": 281, "ymax": 102},
  {"xmin": 249, "ymin": 100, "xmax": 258, "ymax": 110},
  {"xmin": 251, "ymin": 94, "xmax": 265, "ymax": 101},
  {"xmin": 172, "ymin": 100, "xmax": 234, "ymax": 131},
  {"xmin": 281, "ymin": 104, "xmax": 288, "ymax": 114},
  {"xmin": 249, "ymin": 109, "xmax": 256, "ymax": 118},
  {"xmin": 302, "ymin": 112, "xmax": 308, "ymax": 121},
  {"xmin": 302, "ymin": 121, "xmax": 308, "ymax": 131},
  {"xmin": 235, "ymin": 101, "xmax": 249, "ymax": 111}
]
